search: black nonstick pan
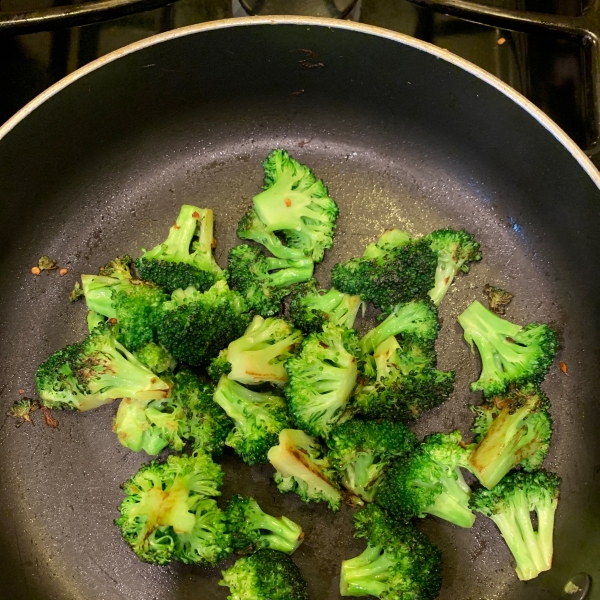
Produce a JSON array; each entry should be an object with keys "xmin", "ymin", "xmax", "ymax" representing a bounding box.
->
[{"xmin": 0, "ymin": 16, "xmax": 599, "ymax": 600}]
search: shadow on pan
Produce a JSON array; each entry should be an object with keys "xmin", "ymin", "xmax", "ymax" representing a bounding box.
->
[{"xmin": 0, "ymin": 18, "xmax": 599, "ymax": 600}]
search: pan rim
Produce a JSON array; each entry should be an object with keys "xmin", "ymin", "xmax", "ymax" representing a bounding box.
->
[{"xmin": 1, "ymin": 14, "xmax": 599, "ymax": 191}]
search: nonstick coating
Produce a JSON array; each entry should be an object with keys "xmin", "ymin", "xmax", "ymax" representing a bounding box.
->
[{"xmin": 1, "ymin": 18, "xmax": 600, "ymax": 600}]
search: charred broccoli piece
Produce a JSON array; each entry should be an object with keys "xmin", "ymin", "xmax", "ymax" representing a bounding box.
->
[
  {"xmin": 213, "ymin": 376, "xmax": 291, "ymax": 465},
  {"xmin": 220, "ymin": 549, "xmax": 308, "ymax": 600},
  {"xmin": 340, "ymin": 503, "xmax": 442, "ymax": 599},
  {"xmin": 285, "ymin": 323, "xmax": 359, "ymax": 438},
  {"xmin": 208, "ymin": 316, "xmax": 303, "ymax": 386},
  {"xmin": 115, "ymin": 453, "xmax": 231, "ymax": 566},
  {"xmin": 327, "ymin": 419, "xmax": 417, "ymax": 502},
  {"xmin": 378, "ymin": 431, "xmax": 476, "ymax": 528},
  {"xmin": 225, "ymin": 495, "xmax": 304, "ymax": 555},
  {"xmin": 237, "ymin": 208, "xmax": 307, "ymax": 261},
  {"xmin": 484, "ymin": 284, "xmax": 514, "ymax": 315},
  {"xmin": 470, "ymin": 470, "xmax": 560, "ymax": 581},
  {"xmin": 268, "ymin": 429, "xmax": 345, "ymax": 511},
  {"xmin": 468, "ymin": 384, "xmax": 552, "ymax": 489},
  {"xmin": 331, "ymin": 229, "xmax": 437, "ymax": 311},
  {"xmin": 36, "ymin": 323, "xmax": 170, "ymax": 411},
  {"xmin": 227, "ymin": 244, "xmax": 313, "ymax": 317},
  {"xmin": 98, "ymin": 255, "xmax": 133, "ymax": 278},
  {"xmin": 135, "ymin": 205, "xmax": 223, "ymax": 293},
  {"xmin": 157, "ymin": 280, "xmax": 250, "ymax": 367},
  {"xmin": 252, "ymin": 149, "xmax": 339, "ymax": 263},
  {"xmin": 7, "ymin": 398, "xmax": 40, "ymax": 427},
  {"xmin": 424, "ymin": 228, "xmax": 481, "ymax": 305},
  {"xmin": 288, "ymin": 279, "xmax": 362, "ymax": 333},
  {"xmin": 458, "ymin": 300, "xmax": 558, "ymax": 396}
]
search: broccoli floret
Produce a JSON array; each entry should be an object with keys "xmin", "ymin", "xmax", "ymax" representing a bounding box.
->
[
  {"xmin": 457, "ymin": 300, "xmax": 558, "ymax": 396},
  {"xmin": 98, "ymin": 255, "xmax": 133, "ymax": 278},
  {"xmin": 340, "ymin": 503, "xmax": 442, "ymax": 599},
  {"xmin": 225, "ymin": 495, "xmax": 304, "ymax": 555},
  {"xmin": 213, "ymin": 376, "xmax": 291, "ymax": 465},
  {"xmin": 173, "ymin": 370, "xmax": 232, "ymax": 456},
  {"xmin": 331, "ymin": 232, "xmax": 437, "ymax": 311},
  {"xmin": 227, "ymin": 244, "xmax": 314, "ymax": 317},
  {"xmin": 157, "ymin": 280, "xmax": 250, "ymax": 367},
  {"xmin": 252, "ymin": 149, "xmax": 339, "ymax": 263},
  {"xmin": 7, "ymin": 398, "xmax": 40, "ymax": 427},
  {"xmin": 468, "ymin": 384, "xmax": 552, "ymax": 489},
  {"xmin": 268, "ymin": 429, "xmax": 344, "ymax": 511},
  {"xmin": 285, "ymin": 323, "xmax": 359, "ymax": 438},
  {"xmin": 36, "ymin": 323, "xmax": 170, "ymax": 411},
  {"xmin": 81, "ymin": 273, "xmax": 167, "ymax": 351},
  {"xmin": 470, "ymin": 470, "xmax": 560, "ymax": 581},
  {"xmin": 327, "ymin": 419, "xmax": 417, "ymax": 503},
  {"xmin": 115, "ymin": 453, "xmax": 231, "ymax": 566},
  {"xmin": 484, "ymin": 283, "xmax": 514, "ymax": 315},
  {"xmin": 237, "ymin": 208, "xmax": 307, "ymax": 261},
  {"xmin": 378, "ymin": 431, "xmax": 476, "ymax": 528},
  {"xmin": 288, "ymin": 279, "xmax": 362, "ymax": 333},
  {"xmin": 353, "ymin": 335, "xmax": 455, "ymax": 422},
  {"xmin": 133, "ymin": 342, "xmax": 177, "ymax": 374},
  {"xmin": 424, "ymin": 228, "xmax": 481, "ymax": 305},
  {"xmin": 220, "ymin": 549, "xmax": 308, "ymax": 600},
  {"xmin": 209, "ymin": 315, "xmax": 303, "ymax": 386},
  {"xmin": 135, "ymin": 205, "xmax": 223, "ymax": 293}
]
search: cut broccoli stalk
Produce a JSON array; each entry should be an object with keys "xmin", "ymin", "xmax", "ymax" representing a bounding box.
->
[
  {"xmin": 424, "ymin": 228, "xmax": 481, "ymax": 306},
  {"xmin": 252, "ymin": 149, "xmax": 339, "ymax": 262},
  {"xmin": 268, "ymin": 429, "xmax": 344, "ymax": 511},
  {"xmin": 469, "ymin": 384, "xmax": 553, "ymax": 489},
  {"xmin": 237, "ymin": 208, "xmax": 307, "ymax": 261},
  {"xmin": 135, "ymin": 205, "xmax": 223, "ymax": 293},
  {"xmin": 340, "ymin": 503, "xmax": 442, "ymax": 599},
  {"xmin": 470, "ymin": 470, "xmax": 560, "ymax": 581},
  {"xmin": 289, "ymin": 279, "xmax": 362, "ymax": 333},
  {"xmin": 213, "ymin": 376, "xmax": 291, "ymax": 465},
  {"xmin": 458, "ymin": 300, "xmax": 558, "ymax": 396},
  {"xmin": 214, "ymin": 315, "xmax": 303, "ymax": 386},
  {"xmin": 225, "ymin": 495, "xmax": 304, "ymax": 555},
  {"xmin": 36, "ymin": 323, "xmax": 170, "ymax": 411}
]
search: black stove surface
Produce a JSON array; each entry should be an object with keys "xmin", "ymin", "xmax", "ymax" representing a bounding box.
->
[{"xmin": 0, "ymin": 0, "xmax": 597, "ymax": 165}]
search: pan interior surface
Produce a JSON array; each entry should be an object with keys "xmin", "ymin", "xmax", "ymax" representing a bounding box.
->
[{"xmin": 0, "ymin": 20, "xmax": 599, "ymax": 600}]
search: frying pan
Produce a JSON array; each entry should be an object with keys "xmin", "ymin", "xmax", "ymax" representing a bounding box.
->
[{"xmin": 0, "ymin": 16, "xmax": 599, "ymax": 600}]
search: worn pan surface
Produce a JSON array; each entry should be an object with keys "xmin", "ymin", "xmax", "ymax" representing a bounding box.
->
[{"xmin": 0, "ymin": 16, "xmax": 599, "ymax": 600}]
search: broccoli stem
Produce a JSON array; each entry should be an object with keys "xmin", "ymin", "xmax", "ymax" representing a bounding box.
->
[
  {"xmin": 340, "ymin": 545, "xmax": 391, "ymax": 597},
  {"xmin": 196, "ymin": 208, "xmax": 214, "ymax": 254},
  {"xmin": 251, "ymin": 511, "xmax": 303, "ymax": 554},
  {"xmin": 342, "ymin": 453, "xmax": 383, "ymax": 502},
  {"xmin": 537, "ymin": 500, "xmax": 558, "ymax": 572},
  {"xmin": 265, "ymin": 257, "xmax": 315, "ymax": 288},
  {"xmin": 426, "ymin": 470, "xmax": 475, "ymax": 528},
  {"xmin": 429, "ymin": 259, "xmax": 456, "ymax": 306},
  {"xmin": 80, "ymin": 274, "xmax": 120, "ymax": 318},
  {"xmin": 150, "ymin": 205, "xmax": 201, "ymax": 262}
]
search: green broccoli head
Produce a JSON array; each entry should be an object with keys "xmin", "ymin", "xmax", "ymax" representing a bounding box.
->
[
  {"xmin": 36, "ymin": 323, "xmax": 170, "ymax": 411},
  {"xmin": 207, "ymin": 348, "xmax": 232, "ymax": 382},
  {"xmin": 469, "ymin": 384, "xmax": 552, "ymax": 489},
  {"xmin": 157, "ymin": 280, "xmax": 250, "ymax": 367},
  {"xmin": 458, "ymin": 300, "xmax": 558, "ymax": 396},
  {"xmin": 378, "ymin": 431, "xmax": 476, "ymax": 528},
  {"xmin": 484, "ymin": 283, "xmax": 514, "ymax": 315},
  {"xmin": 220, "ymin": 549, "xmax": 309, "ymax": 600},
  {"xmin": 285, "ymin": 323, "xmax": 359, "ymax": 438},
  {"xmin": 135, "ymin": 205, "xmax": 224, "ymax": 293},
  {"xmin": 354, "ymin": 333, "xmax": 454, "ymax": 422},
  {"xmin": 225, "ymin": 495, "xmax": 304, "ymax": 555},
  {"xmin": 268, "ymin": 429, "xmax": 345, "ymax": 511},
  {"xmin": 237, "ymin": 208, "xmax": 307, "ymax": 261},
  {"xmin": 331, "ymin": 233, "xmax": 437, "ymax": 311},
  {"xmin": 210, "ymin": 315, "xmax": 303, "ymax": 386},
  {"xmin": 340, "ymin": 503, "xmax": 442, "ymax": 599},
  {"xmin": 288, "ymin": 279, "xmax": 362, "ymax": 333},
  {"xmin": 213, "ymin": 376, "xmax": 291, "ymax": 465},
  {"xmin": 470, "ymin": 470, "xmax": 560, "ymax": 581},
  {"xmin": 133, "ymin": 342, "xmax": 177, "ymax": 374},
  {"xmin": 115, "ymin": 453, "xmax": 231, "ymax": 566},
  {"xmin": 252, "ymin": 149, "xmax": 339, "ymax": 263},
  {"xmin": 327, "ymin": 419, "xmax": 418, "ymax": 502},
  {"xmin": 227, "ymin": 244, "xmax": 314, "ymax": 317},
  {"xmin": 424, "ymin": 228, "xmax": 482, "ymax": 306}
]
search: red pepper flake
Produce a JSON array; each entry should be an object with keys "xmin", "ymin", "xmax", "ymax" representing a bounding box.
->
[
  {"xmin": 108, "ymin": 318, "xmax": 118, "ymax": 325},
  {"xmin": 285, "ymin": 198, "xmax": 292, "ymax": 207},
  {"xmin": 31, "ymin": 266, "xmax": 41, "ymax": 275},
  {"xmin": 18, "ymin": 389, "xmax": 25, "ymax": 394},
  {"xmin": 192, "ymin": 211, "xmax": 200, "ymax": 219},
  {"xmin": 292, "ymin": 89, "xmax": 305, "ymax": 96},
  {"xmin": 559, "ymin": 362, "xmax": 569, "ymax": 375},
  {"xmin": 497, "ymin": 37, "xmax": 507, "ymax": 45},
  {"xmin": 59, "ymin": 268, "xmax": 68, "ymax": 276},
  {"xmin": 41, "ymin": 406, "xmax": 59, "ymax": 428},
  {"xmin": 173, "ymin": 223, "xmax": 180, "ymax": 229}
]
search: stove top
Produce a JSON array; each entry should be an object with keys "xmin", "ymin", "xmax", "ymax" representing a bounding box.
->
[{"xmin": 1, "ymin": 0, "xmax": 597, "ymax": 166}]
